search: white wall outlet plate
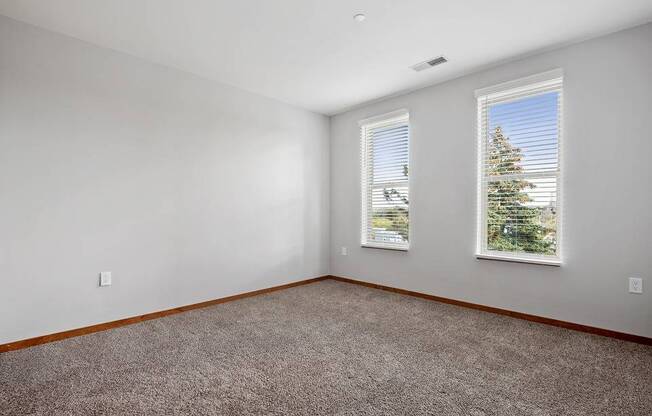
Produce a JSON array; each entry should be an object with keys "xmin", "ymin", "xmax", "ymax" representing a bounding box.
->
[
  {"xmin": 341, "ymin": 246, "xmax": 348, "ymax": 256},
  {"xmin": 628, "ymin": 277, "xmax": 642, "ymax": 294},
  {"xmin": 99, "ymin": 271, "xmax": 112, "ymax": 287}
]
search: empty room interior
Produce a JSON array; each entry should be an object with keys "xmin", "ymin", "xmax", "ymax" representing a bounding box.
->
[{"xmin": 1, "ymin": 1, "xmax": 651, "ymax": 415}]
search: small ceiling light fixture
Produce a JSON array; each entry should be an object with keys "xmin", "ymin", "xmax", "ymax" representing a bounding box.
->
[{"xmin": 353, "ymin": 13, "xmax": 366, "ymax": 22}]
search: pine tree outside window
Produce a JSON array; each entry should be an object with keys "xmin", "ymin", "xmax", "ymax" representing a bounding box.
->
[{"xmin": 476, "ymin": 71, "xmax": 563, "ymax": 265}]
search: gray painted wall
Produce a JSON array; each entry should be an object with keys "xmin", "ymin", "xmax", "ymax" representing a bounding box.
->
[
  {"xmin": 1, "ymin": 16, "xmax": 650, "ymax": 344},
  {"xmin": 330, "ymin": 24, "xmax": 652, "ymax": 337},
  {"xmin": 0, "ymin": 16, "xmax": 330, "ymax": 344}
]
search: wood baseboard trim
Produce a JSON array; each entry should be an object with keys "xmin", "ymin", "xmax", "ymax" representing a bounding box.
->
[
  {"xmin": 0, "ymin": 276, "xmax": 329, "ymax": 353},
  {"xmin": 327, "ymin": 275, "xmax": 652, "ymax": 346},
  {"xmin": 3, "ymin": 274, "xmax": 649, "ymax": 352}
]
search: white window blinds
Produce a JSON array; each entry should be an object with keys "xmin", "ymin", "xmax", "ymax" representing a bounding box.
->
[
  {"xmin": 476, "ymin": 72, "xmax": 563, "ymax": 264},
  {"xmin": 360, "ymin": 110, "xmax": 410, "ymax": 250}
]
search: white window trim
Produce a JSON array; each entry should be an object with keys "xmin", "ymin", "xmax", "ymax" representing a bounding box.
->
[
  {"xmin": 474, "ymin": 68, "xmax": 564, "ymax": 98},
  {"xmin": 358, "ymin": 109, "xmax": 409, "ymax": 127},
  {"xmin": 476, "ymin": 253, "xmax": 561, "ymax": 267},
  {"xmin": 361, "ymin": 242, "xmax": 409, "ymax": 252},
  {"xmin": 360, "ymin": 109, "xmax": 410, "ymax": 251},
  {"xmin": 475, "ymin": 70, "xmax": 564, "ymax": 266}
]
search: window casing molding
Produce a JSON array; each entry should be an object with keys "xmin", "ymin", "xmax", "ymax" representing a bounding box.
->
[
  {"xmin": 474, "ymin": 68, "xmax": 563, "ymax": 98},
  {"xmin": 476, "ymin": 70, "xmax": 563, "ymax": 265},
  {"xmin": 360, "ymin": 109, "xmax": 410, "ymax": 251}
]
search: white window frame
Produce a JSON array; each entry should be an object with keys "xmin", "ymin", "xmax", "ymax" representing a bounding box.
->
[
  {"xmin": 475, "ymin": 69, "xmax": 563, "ymax": 266},
  {"xmin": 360, "ymin": 109, "xmax": 410, "ymax": 251}
]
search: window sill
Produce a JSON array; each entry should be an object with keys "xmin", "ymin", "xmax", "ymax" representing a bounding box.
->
[
  {"xmin": 475, "ymin": 253, "xmax": 561, "ymax": 266},
  {"xmin": 361, "ymin": 244, "xmax": 409, "ymax": 252}
]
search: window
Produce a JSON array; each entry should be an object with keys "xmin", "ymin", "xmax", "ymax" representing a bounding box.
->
[
  {"xmin": 360, "ymin": 110, "xmax": 410, "ymax": 250},
  {"xmin": 476, "ymin": 70, "xmax": 563, "ymax": 265}
]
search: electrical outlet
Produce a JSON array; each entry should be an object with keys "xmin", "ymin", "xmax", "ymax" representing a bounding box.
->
[
  {"xmin": 628, "ymin": 277, "xmax": 642, "ymax": 294},
  {"xmin": 99, "ymin": 271, "xmax": 112, "ymax": 287},
  {"xmin": 341, "ymin": 246, "xmax": 348, "ymax": 256}
]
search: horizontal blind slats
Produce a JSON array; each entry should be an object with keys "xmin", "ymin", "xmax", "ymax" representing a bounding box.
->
[
  {"xmin": 478, "ymin": 76, "xmax": 562, "ymax": 260},
  {"xmin": 361, "ymin": 113, "xmax": 409, "ymax": 249}
]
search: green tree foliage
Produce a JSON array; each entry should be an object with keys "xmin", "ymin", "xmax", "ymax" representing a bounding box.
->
[
  {"xmin": 372, "ymin": 217, "xmax": 393, "ymax": 230},
  {"xmin": 373, "ymin": 206, "xmax": 409, "ymax": 241},
  {"xmin": 486, "ymin": 127, "xmax": 555, "ymax": 254}
]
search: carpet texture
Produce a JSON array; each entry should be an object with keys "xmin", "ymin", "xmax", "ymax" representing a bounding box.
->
[{"xmin": 1, "ymin": 280, "xmax": 651, "ymax": 415}]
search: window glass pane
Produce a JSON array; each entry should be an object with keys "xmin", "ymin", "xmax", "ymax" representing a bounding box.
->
[
  {"xmin": 371, "ymin": 185, "xmax": 408, "ymax": 244},
  {"xmin": 487, "ymin": 92, "xmax": 559, "ymax": 176},
  {"xmin": 361, "ymin": 113, "xmax": 409, "ymax": 249},
  {"xmin": 481, "ymin": 84, "xmax": 560, "ymax": 259},
  {"xmin": 486, "ymin": 177, "xmax": 557, "ymax": 255},
  {"xmin": 372, "ymin": 124, "xmax": 409, "ymax": 183}
]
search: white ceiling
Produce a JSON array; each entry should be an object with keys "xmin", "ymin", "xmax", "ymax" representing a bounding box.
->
[{"xmin": 1, "ymin": 1, "xmax": 651, "ymax": 115}]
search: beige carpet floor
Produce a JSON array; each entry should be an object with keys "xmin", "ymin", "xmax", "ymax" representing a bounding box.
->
[{"xmin": 1, "ymin": 280, "xmax": 651, "ymax": 415}]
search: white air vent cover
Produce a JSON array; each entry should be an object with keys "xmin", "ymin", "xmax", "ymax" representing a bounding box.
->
[{"xmin": 411, "ymin": 56, "xmax": 447, "ymax": 72}]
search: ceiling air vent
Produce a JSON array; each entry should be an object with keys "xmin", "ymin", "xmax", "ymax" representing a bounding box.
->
[{"xmin": 411, "ymin": 56, "xmax": 447, "ymax": 72}]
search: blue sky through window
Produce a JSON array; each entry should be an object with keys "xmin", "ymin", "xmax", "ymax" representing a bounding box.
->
[{"xmin": 488, "ymin": 91, "xmax": 559, "ymax": 207}]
